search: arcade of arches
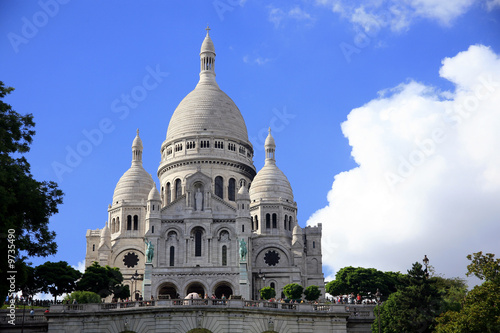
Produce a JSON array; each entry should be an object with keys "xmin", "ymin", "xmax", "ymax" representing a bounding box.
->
[{"xmin": 158, "ymin": 282, "xmax": 234, "ymax": 299}]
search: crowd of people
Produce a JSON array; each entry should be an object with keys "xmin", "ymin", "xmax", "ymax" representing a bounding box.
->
[{"xmin": 329, "ymin": 293, "xmax": 379, "ymax": 305}]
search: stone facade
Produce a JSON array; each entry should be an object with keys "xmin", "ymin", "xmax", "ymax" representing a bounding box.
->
[{"xmin": 85, "ymin": 29, "xmax": 325, "ymax": 302}]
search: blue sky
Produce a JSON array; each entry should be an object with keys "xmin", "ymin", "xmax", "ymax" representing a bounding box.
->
[{"xmin": 2, "ymin": 0, "xmax": 500, "ymax": 287}]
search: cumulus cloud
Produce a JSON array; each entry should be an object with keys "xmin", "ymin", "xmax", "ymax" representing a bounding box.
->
[
  {"xmin": 72, "ymin": 260, "xmax": 86, "ymax": 273},
  {"xmin": 307, "ymin": 45, "xmax": 500, "ymax": 284}
]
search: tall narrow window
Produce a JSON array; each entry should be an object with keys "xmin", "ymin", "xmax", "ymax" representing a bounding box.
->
[
  {"xmin": 127, "ymin": 215, "xmax": 132, "ymax": 230},
  {"xmin": 152, "ymin": 226, "xmax": 155, "ymax": 234},
  {"xmin": 284, "ymin": 215, "xmax": 288, "ymax": 230},
  {"xmin": 92, "ymin": 244, "xmax": 95, "ymax": 251},
  {"xmin": 266, "ymin": 214, "xmax": 271, "ymax": 229},
  {"xmin": 255, "ymin": 216, "xmax": 259, "ymax": 230},
  {"xmin": 112, "ymin": 218, "xmax": 116, "ymax": 233},
  {"xmin": 166, "ymin": 182, "xmax": 171, "ymax": 204},
  {"xmin": 313, "ymin": 241, "xmax": 316, "ymax": 249},
  {"xmin": 170, "ymin": 246, "xmax": 175, "ymax": 266},
  {"xmin": 116, "ymin": 217, "xmax": 120, "ymax": 232},
  {"xmin": 251, "ymin": 216, "xmax": 254, "ymax": 230},
  {"xmin": 228, "ymin": 178, "xmax": 236, "ymax": 201},
  {"xmin": 289, "ymin": 216, "xmax": 292, "ymax": 231},
  {"xmin": 222, "ymin": 245, "xmax": 227, "ymax": 266},
  {"xmin": 175, "ymin": 179, "xmax": 182, "ymax": 199},
  {"xmin": 215, "ymin": 176, "xmax": 223, "ymax": 199},
  {"xmin": 133, "ymin": 215, "xmax": 138, "ymax": 230},
  {"xmin": 195, "ymin": 229, "xmax": 202, "ymax": 257},
  {"xmin": 272, "ymin": 213, "xmax": 277, "ymax": 228}
]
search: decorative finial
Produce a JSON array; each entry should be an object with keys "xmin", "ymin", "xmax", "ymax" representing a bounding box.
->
[
  {"xmin": 205, "ymin": 24, "xmax": 211, "ymax": 36},
  {"xmin": 136, "ymin": 128, "xmax": 140, "ymax": 135},
  {"xmin": 268, "ymin": 127, "xmax": 271, "ymax": 134}
]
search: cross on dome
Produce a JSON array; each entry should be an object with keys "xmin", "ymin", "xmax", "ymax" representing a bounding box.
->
[{"xmin": 205, "ymin": 25, "xmax": 211, "ymax": 36}]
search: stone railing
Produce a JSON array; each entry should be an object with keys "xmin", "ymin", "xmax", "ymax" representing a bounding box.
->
[{"xmin": 48, "ymin": 299, "xmax": 375, "ymax": 316}]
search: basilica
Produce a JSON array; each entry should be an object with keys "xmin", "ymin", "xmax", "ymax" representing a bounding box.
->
[{"xmin": 85, "ymin": 29, "xmax": 324, "ymax": 301}]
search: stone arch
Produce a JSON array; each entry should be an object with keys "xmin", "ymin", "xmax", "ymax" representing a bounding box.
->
[
  {"xmin": 157, "ymin": 282, "xmax": 179, "ymax": 300},
  {"xmin": 186, "ymin": 329, "xmax": 213, "ymax": 333},
  {"xmin": 213, "ymin": 281, "xmax": 233, "ymax": 299},
  {"xmin": 186, "ymin": 281, "xmax": 206, "ymax": 297}
]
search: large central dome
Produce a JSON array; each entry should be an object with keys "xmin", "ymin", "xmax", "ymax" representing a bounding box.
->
[
  {"xmin": 165, "ymin": 30, "xmax": 249, "ymax": 144},
  {"xmin": 165, "ymin": 83, "xmax": 248, "ymax": 142}
]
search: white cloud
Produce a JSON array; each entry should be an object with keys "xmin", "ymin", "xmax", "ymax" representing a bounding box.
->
[
  {"xmin": 243, "ymin": 55, "xmax": 271, "ymax": 66},
  {"xmin": 315, "ymin": 0, "xmax": 484, "ymax": 32},
  {"xmin": 268, "ymin": 5, "xmax": 314, "ymax": 28},
  {"xmin": 307, "ymin": 45, "xmax": 500, "ymax": 284},
  {"xmin": 72, "ymin": 260, "xmax": 86, "ymax": 273},
  {"xmin": 486, "ymin": 0, "xmax": 500, "ymax": 10}
]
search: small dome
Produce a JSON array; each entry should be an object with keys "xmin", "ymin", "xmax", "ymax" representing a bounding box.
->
[
  {"xmin": 148, "ymin": 184, "xmax": 161, "ymax": 201},
  {"xmin": 292, "ymin": 225, "xmax": 303, "ymax": 235},
  {"xmin": 132, "ymin": 129, "xmax": 143, "ymax": 149},
  {"xmin": 237, "ymin": 185, "xmax": 250, "ymax": 200},
  {"xmin": 264, "ymin": 128, "xmax": 275, "ymax": 147},
  {"xmin": 100, "ymin": 222, "xmax": 110, "ymax": 238},
  {"xmin": 113, "ymin": 166, "xmax": 154, "ymax": 203},
  {"xmin": 200, "ymin": 32, "xmax": 215, "ymax": 54},
  {"xmin": 249, "ymin": 163, "xmax": 294, "ymax": 202}
]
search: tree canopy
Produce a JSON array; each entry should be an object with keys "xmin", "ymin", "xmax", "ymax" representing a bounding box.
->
[
  {"xmin": 0, "ymin": 81, "xmax": 63, "ymax": 301},
  {"xmin": 326, "ymin": 266, "xmax": 401, "ymax": 300},
  {"xmin": 304, "ymin": 285, "xmax": 321, "ymax": 301},
  {"xmin": 435, "ymin": 252, "xmax": 500, "ymax": 333},
  {"xmin": 260, "ymin": 286, "xmax": 276, "ymax": 300},
  {"xmin": 283, "ymin": 283, "xmax": 303, "ymax": 300},
  {"xmin": 76, "ymin": 262, "xmax": 127, "ymax": 299},
  {"xmin": 36, "ymin": 261, "xmax": 81, "ymax": 302}
]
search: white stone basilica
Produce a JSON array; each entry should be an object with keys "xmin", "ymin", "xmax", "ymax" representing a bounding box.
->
[{"xmin": 85, "ymin": 29, "xmax": 324, "ymax": 301}]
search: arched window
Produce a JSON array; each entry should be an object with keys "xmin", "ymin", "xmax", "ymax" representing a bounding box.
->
[
  {"xmin": 215, "ymin": 176, "xmax": 223, "ymax": 199},
  {"xmin": 251, "ymin": 216, "xmax": 254, "ymax": 230},
  {"xmin": 133, "ymin": 215, "xmax": 138, "ymax": 230},
  {"xmin": 289, "ymin": 216, "xmax": 292, "ymax": 231},
  {"xmin": 255, "ymin": 216, "xmax": 259, "ymax": 230},
  {"xmin": 152, "ymin": 226, "xmax": 155, "ymax": 234},
  {"xmin": 92, "ymin": 244, "xmax": 95, "ymax": 251},
  {"xmin": 222, "ymin": 245, "xmax": 227, "ymax": 266},
  {"xmin": 270, "ymin": 282, "xmax": 276, "ymax": 290},
  {"xmin": 266, "ymin": 214, "xmax": 270, "ymax": 229},
  {"xmin": 175, "ymin": 179, "xmax": 182, "ymax": 199},
  {"xmin": 313, "ymin": 241, "xmax": 316, "ymax": 249},
  {"xmin": 169, "ymin": 246, "xmax": 175, "ymax": 266},
  {"xmin": 228, "ymin": 178, "xmax": 236, "ymax": 201},
  {"xmin": 195, "ymin": 229, "xmax": 202, "ymax": 257},
  {"xmin": 127, "ymin": 215, "xmax": 132, "ymax": 230},
  {"xmin": 116, "ymin": 217, "xmax": 120, "ymax": 232},
  {"xmin": 166, "ymin": 182, "xmax": 171, "ymax": 204},
  {"xmin": 284, "ymin": 215, "xmax": 288, "ymax": 230},
  {"xmin": 111, "ymin": 218, "xmax": 115, "ymax": 233},
  {"xmin": 242, "ymin": 224, "xmax": 245, "ymax": 232},
  {"xmin": 272, "ymin": 213, "xmax": 277, "ymax": 228}
]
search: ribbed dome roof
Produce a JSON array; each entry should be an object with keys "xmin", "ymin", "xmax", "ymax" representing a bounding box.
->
[
  {"xmin": 113, "ymin": 131, "xmax": 154, "ymax": 204},
  {"xmin": 165, "ymin": 29, "xmax": 249, "ymax": 144},
  {"xmin": 148, "ymin": 184, "xmax": 161, "ymax": 201},
  {"xmin": 249, "ymin": 162, "xmax": 294, "ymax": 202},
  {"xmin": 166, "ymin": 84, "xmax": 249, "ymax": 142},
  {"xmin": 250, "ymin": 129, "xmax": 293, "ymax": 202}
]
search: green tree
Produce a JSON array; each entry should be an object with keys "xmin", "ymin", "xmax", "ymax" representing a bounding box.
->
[
  {"xmin": 326, "ymin": 266, "xmax": 401, "ymax": 300},
  {"xmin": 260, "ymin": 286, "xmax": 276, "ymax": 300},
  {"xmin": 36, "ymin": 261, "xmax": 81, "ymax": 302},
  {"xmin": 372, "ymin": 262, "xmax": 442, "ymax": 333},
  {"xmin": 64, "ymin": 290, "xmax": 101, "ymax": 304},
  {"xmin": 283, "ymin": 283, "xmax": 303, "ymax": 300},
  {"xmin": 0, "ymin": 81, "xmax": 64, "ymax": 301},
  {"xmin": 76, "ymin": 262, "xmax": 125, "ymax": 299},
  {"xmin": 304, "ymin": 285, "xmax": 321, "ymax": 301},
  {"xmin": 435, "ymin": 252, "xmax": 500, "ymax": 333},
  {"xmin": 113, "ymin": 284, "xmax": 131, "ymax": 301},
  {"xmin": 17, "ymin": 262, "xmax": 42, "ymax": 300}
]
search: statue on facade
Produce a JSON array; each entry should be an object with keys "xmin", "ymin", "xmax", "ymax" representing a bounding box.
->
[
  {"xmin": 195, "ymin": 188, "xmax": 203, "ymax": 211},
  {"xmin": 145, "ymin": 238, "xmax": 154, "ymax": 263},
  {"xmin": 239, "ymin": 238, "xmax": 247, "ymax": 261}
]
